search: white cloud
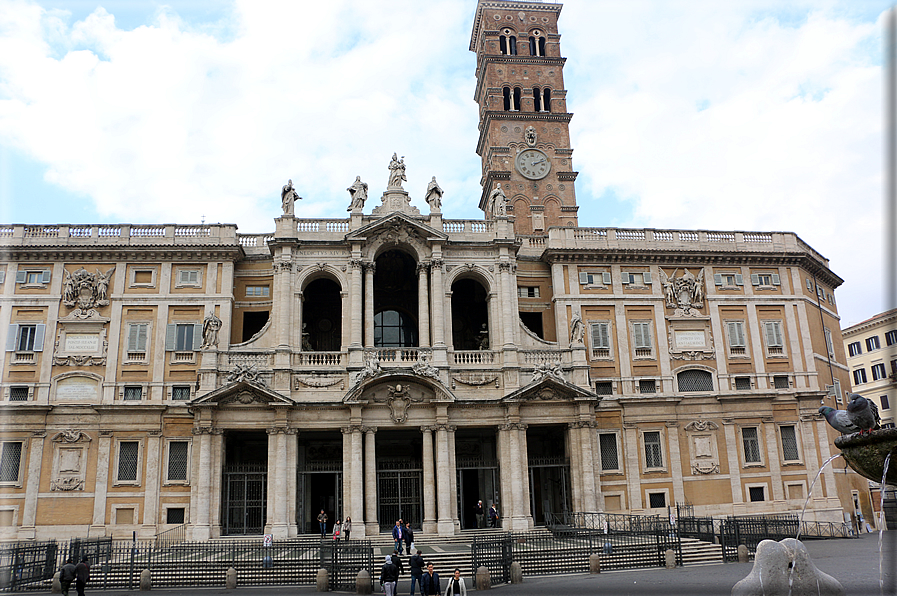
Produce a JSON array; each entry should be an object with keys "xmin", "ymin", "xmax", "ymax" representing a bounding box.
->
[{"xmin": 0, "ymin": 0, "xmax": 889, "ymax": 325}]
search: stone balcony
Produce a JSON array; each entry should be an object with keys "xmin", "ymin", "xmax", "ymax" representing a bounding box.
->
[{"xmin": 0, "ymin": 223, "xmax": 238, "ymax": 245}]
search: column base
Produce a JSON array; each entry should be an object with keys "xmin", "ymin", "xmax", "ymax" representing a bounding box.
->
[
  {"xmin": 88, "ymin": 524, "xmax": 108, "ymax": 538},
  {"xmin": 436, "ymin": 520, "xmax": 456, "ymax": 536},
  {"xmin": 422, "ymin": 520, "xmax": 437, "ymax": 535},
  {"xmin": 365, "ymin": 522, "xmax": 380, "ymax": 536},
  {"xmin": 348, "ymin": 525, "xmax": 366, "ymax": 540},
  {"xmin": 190, "ymin": 525, "xmax": 211, "ymax": 541},
  {"xmin": 508, "ymin": 516, "xmax": 530, "ymax": 532},
  {"xmin": 270, "ymin": 524, "xmax": 289, "ymax": 540}
]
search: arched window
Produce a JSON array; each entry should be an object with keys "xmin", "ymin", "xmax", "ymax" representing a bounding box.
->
[
  {"xmin": 374, "ymin": 310, "xmax": 417, "ymax": 348},
  {"xmin": 501, "ymin": 29, "xmax": 518, "ymax": 55},
  {"xmin": 529, "ymin": 31, "xmax": 546, "ymax": 56},
  {"xmin": 543, "ymin": 88, "xmax": 551, "ymax": 112},
  {"xmin": 499, "ymin": 36, "xmax": 507, "ymax": 55},
  {"xmin": 503, "ymin": 87, "xmax": 511, "ymax": 111},
  {"xmin": 529, "ymin": 36, "xmax": 538, "ymax": 56},
  {"xmin": 532, "ymin": 87, "xmax": 542, "ymax": 112},
  {"xmin": 509, "ymin": 36, "xmax": 517, "ymax": 55},
  {"xmin": 513, "ymin": 87, "xmax": 521, "ymax": 112},
  {"xmin": 539, "ymin": 36, "xmax": 546, "ymax": 56},
  {"xmin": 677, "ymin": 369, "xmax": 713, "ymax": 392}
]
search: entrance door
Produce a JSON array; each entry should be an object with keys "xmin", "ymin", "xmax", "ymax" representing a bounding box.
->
[
  {"xmin": 223, "ymin": 463, "xmax": 267, "ymax": 535},
  {"xmin": 378, "ymin": 469, "xmax": 422, "ymax": 531},
  {"xmin": 301, "ymin": 472, "xmax": 342, "ymax": 534},
  {"xmin": 528, "ymin": 462, "xmax": 570, "ymax": 525},
  {"xmin": 457, "ymin": 467, "xmax": 500, "ymax": 529}
]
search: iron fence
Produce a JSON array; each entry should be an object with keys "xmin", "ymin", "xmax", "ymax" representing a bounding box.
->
[
  {"xmin": 0, "ymin": 542, "xmax": 57, "ymax": 590},
  {"xmin": 320, "ymin": 541, "xmax": 374, "ymax": 591},
  {"xmin": 718, "ymin": 515, "xmax": 852, "ymax": 561}
]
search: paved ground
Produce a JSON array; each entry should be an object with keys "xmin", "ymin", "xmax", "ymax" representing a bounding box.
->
[{"xmin": 34, "ymin": 532, "xmax": 897, "ymax": 595}]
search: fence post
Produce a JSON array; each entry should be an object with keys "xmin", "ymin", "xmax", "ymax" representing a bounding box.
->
[{"xmin": 129, "ymin": 532, "xmax": 137, "ymax": 591}]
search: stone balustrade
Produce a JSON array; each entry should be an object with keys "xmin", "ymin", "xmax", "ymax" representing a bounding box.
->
[
  {"xmin": 0, "ymin": 223, "xmax": 237, "ymax": 245},
  {"xmin": 451, "ymin": 350, "xmax": 497, "ymax": 365},
  {"xmin": 293, "ymin": 351, "xmax": 346, "ymax": 367}
]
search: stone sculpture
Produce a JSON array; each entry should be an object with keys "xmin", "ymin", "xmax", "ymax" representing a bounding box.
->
[
  {"xmin": 388, "ymin": 153, "xmax": 407, "ymax": 189},
  {"xmin": 347, "ymin": 176, "xmax": 368, "ymax": 211},
  {"xmin": 731, "ymin": 538, "xmax": 844, "ymax": 596},
  {"xmin": 424, "ymin": 176, "xmax": 443, "ymax": 212},
  {"xmin": 281, "ymin": 179, "xmax": 300, "ymax": 215},
  {"xmin": 201, "ymin": 312, "xmax": 222, "ymax": 349},
  {"xmin": 525, "ymin": 125, "xmax": 537, "ymax": 147},
  {"xmin": 62, "ymin": 267, "xmax": 115, "ymax": 310},
  {"xmin": 569, "ymin": 312, "xmax": 584, "ymax": 346},
  {"xmin": 488, "ymin": 183, "xmax": 507, "ymax": 217},
  {"xmin": 532, "ymin": 361, "xmax": 564, "ymax": 382},
  {"xmin": 660, "ymin": 268, "xmax": 705, "ymax": 315}
]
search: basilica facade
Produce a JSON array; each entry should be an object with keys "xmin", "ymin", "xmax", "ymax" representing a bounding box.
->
[{"xmin": 0, "ymin": 0, "xmax": 870, "ymax": 542}]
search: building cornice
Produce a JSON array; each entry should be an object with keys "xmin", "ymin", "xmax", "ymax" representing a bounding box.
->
[
  {"xmin": 0, "ymin": 245, "xmax": 244, "ymax": 262},
  {"xmin": 474, "ymin": 56, "xmax": 567, "ymax": 102},
  {"xmin": 470, "ymin": 1, "xmax": 563, "ymax": 52},
  {"xmin": 842, "ymin": 309, "xmax": 897, "ymax": 336},
  {"xmin": 476, "ymin": 111, "xmax": 573, "ymax": 157}
]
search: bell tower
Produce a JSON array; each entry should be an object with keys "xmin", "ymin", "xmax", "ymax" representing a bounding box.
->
[{"xmin": 470, "ymin": 1, "xmax": 578, "ymax": 234}]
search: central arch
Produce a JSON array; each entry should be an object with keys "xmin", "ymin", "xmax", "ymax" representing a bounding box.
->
[{"xmin": 374, "ymin": 249, "xmax": 419, "ymax": 347}]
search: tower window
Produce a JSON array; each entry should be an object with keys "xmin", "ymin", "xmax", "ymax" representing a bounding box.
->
[
  {"xmin": 503, "ymin": 87, "xmax": 511, "ymax": 111},
  {"xmin": 532, "ymin": 87, "xmax": 542, "ymax": 112},
  {"xmin": 513, "ymin": 87, "xmax": 521, "ymax": 112},
  {"xmin": 543, "ymin": 88, "xmax": 551, "ymax": 112},
  {"xmin": 528, "ymin": 31, "xmax": 546, "ymax": 56},
  {"xmin": 500, "ymin": 30, "xmax": 517, "ymax": 55}
]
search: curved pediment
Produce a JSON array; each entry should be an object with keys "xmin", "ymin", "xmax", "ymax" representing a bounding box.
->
[
  {"xmin": 343, "ymin": 370, "xmax": 456, "ymax": 405},
  {"xmin": 191, "ymin": 380, "xmax": 295, "ymax": 408},
  {"xmin": 502, "ymin": 375, "xmax": 598, "ymax": 403}
]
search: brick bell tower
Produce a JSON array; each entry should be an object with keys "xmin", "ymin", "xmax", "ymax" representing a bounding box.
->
[{"xmin": 470, "ymin": 0, "xmax": 579, "ymax": 234}]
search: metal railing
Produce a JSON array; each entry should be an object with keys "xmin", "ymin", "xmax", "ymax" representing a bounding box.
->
[{"xmin": 154, "ymin": 524, "xmax": 187, "ymax": 549}]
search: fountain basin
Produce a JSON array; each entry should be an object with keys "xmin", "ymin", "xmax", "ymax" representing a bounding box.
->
[{"xmin": 834, "ymin": 428, "xmax": 897, "ymax": 484}]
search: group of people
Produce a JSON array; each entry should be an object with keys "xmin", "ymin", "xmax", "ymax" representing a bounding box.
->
[
  {"xmin": 318, "ymin": 509, "xmax": 353, "ymax": 541},
  {"xmin": 380, "ymin": 551, "xmax": 466, "ymax": 596},
  {"xmin": 473, "ymin": 500, "xmax": 500, "ymax": 528},
  {"xmin": 58, "ymin": 556, "xmax": 90, "ymax": 596}
]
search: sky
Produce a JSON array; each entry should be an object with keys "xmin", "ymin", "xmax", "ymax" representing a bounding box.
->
[{"xmin": 0, "ymin": 0, "xmax": 892, "ymax": 328}]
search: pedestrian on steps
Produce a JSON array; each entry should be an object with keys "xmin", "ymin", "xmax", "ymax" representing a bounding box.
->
[{"xmin": 409, "ymin": 549, "xmax": 425, "ymax": 596}]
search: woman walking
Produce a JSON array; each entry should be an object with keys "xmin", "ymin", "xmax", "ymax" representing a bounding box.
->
[
  {"xmin": 343, "ymin": 516, "xmax": 351, "ymax": 541},
  {"xmin": 443, "ymin": 568, "xmax": 467, "ymax": 596}
]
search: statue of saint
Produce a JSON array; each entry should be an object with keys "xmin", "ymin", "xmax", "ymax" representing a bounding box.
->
[
  {"xmin": 281, "ymin": 179, "xmax": 300, "ymax": 216},
  {"xmin": 425, "ymin": 176, "xmax": 443, "ymax": 211},
  {"xmin": 488, "ymin": 183, "xmax": 507, "ymax": 217},
  {"xmin": 388, "ymin": 153, "xmax": 407, "ymax": 189},
  {"xmin": 201, "ymin": 312, "xmax": 222, "ymax": 349},
  {"xmin": 569, "ymin": 312, "xmax": 585, "ymax": 346},
  {"xmin": 347, "ymin": 176, "xmax": 368, "ymax": 212}
]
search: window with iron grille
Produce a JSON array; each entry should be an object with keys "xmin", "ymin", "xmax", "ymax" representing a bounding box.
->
[
  {"xmin": 773, "ymin": 375, "xmax": 790, "ymax": 389},
  {"xmin": 735, "ymin": 377, "xmax": 752, "ymax": 391},
  {"xmin": 638, "ymin": 379, "xmax": 656, "ymax": 394},
  {"xmin": 595, "ymin": 381, "xmax": 613, "ymax": 396},
  {"xmin": 9, "ymin": 387, "xmax": 28, "ymax": 401},
  {"xmin": 848, "ymin": 342, "xmax": 862, "ymax": 357},
  {"xmin": 677, "ymin": 369, "xmax": 713, "ymax": 392},
  {"xmin": 648, "ymin": 492, "xmax": 666, "ymax": 508},
  {"xmin": 741, "ymin": 428, "xmax": 761, "ymax": 463},
  {"xmin": 167, "ymin": 441, "xmax": 189, "ymax": 482},
  {"xmin": 866, "ymin": 336, "xmax": 880, "ymax": 352},
  {"xmin": 171, "ymin": 386, "xmax": 191, "ymax": 401},
  {"xmin": 644, "ymin": 431, "xmax": 663, "ymax": 468},
  {"xmin": 117, "ymin": 441, "xmax": 139, "ymax": 482},
  {"xmin": 598, "ymin": 433, "xmax": 619, "ymax": 471},
  {"xmin": 166, "ymin": 508, "xmax": 186, "ymax": 524},
  {"xmin": 0, "ymin": 442, "xmax": 23, "ymax": 483},
  {"xmin": 780, "ymin": 426, "xmax": 800, "ymax": 461},
  {"xmin": 749, "ymin": 486, "xmax": 765, "ymax": 502},
  {"xmin": 123, "ymin": 386, "xmax": 143, "ymax": 401}
]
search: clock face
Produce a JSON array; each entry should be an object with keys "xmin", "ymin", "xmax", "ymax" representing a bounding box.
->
[{"xmin": 515, "ymin": 149, "xmax": 551, "ymax": 180}]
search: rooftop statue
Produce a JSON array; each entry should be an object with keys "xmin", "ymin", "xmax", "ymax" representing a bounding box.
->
[
  {"xmin": 347, "ymin": 176, "xmax": 368, "ymax": 212},
  {"xmin": 281, "ymin": 179, "xmax": 300, "ymax": 216}
]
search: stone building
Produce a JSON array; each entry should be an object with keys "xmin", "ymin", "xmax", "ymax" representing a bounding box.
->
[
  {"xmin": 0, "ymin": 0, "xmax": 867, "ymax": 541},
  {"xmin": 842, "ymin": 309, "xmax": 897, "ymax": 429}
]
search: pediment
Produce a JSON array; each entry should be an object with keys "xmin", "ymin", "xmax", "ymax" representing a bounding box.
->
[
  {"xmin": 191, "ymin": 380, "xmax": 295, "ymax": 408},
  {"xmin": 343, "ymin": 371, "xmax": 456, "ymax": 405},
  {"xmin": 502, "ymin": 375, "xmax": 597, "ymax": 403},
  {"xmin": 345, "ymin": 212, "xmax": 447, "ymax": 244}
]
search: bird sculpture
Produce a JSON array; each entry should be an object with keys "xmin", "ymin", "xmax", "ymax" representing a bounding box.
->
[{"xmin": 845, "ymin": 393, "xmax": 880, "ymax": 434}]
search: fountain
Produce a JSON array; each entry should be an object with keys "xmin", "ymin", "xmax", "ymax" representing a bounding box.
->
[{"xmin": 834, "ymin": 428, "xmax": 897, "ymax": 527}]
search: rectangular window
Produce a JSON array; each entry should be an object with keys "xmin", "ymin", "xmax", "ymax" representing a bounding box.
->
[
  {"xmin": 853, "ymin": 368, "xmax": 867, "ymax": 385},
  {"xmin": 749, "ymin": 486, "xmax": 766, "ymax": 502},
  {"xmin": 735, "ymin": 377, "xmax": 752, "ymax": 391},
  {"xmin": 165, "ymin": 323, "xmax": 202, "ymax": 352},
  {"xmin": 166, "ymin": 508, "xmax": 186, "ymax": 524},
  {"xmin": 598, "ymin": 433, "xmax": 619, "ymax": 471},
  {"xmin": 848, "ymin": 342, "xmax": 862, "ymax": 357},
  {"xmin": 245, "ymin": 285, "xmax": 270, "ymax": 297},
  {"xmin": 16, "ymin": 325, "xmax": 40, "ymax": 352},
  {"xmin": 648, "ymin": 492, "xmax": 666, "ymax": 508},
  {"xmin": 643, "ymin": 431, "xmax": 663, "ymax": 468},
  {"xmin": 517, "ymin": 286, "xmax": 540, "ymax": 298},
  {"xmin": 824, "ymin": 328, "xmax": 834, "ymax": 358},
  {"xmin": 780, "ymin": 425, "xmax": 800, "ymax": 462},
  {"xmin": 632, "ymin": 321, "xmax": 653, "ymax": 357},
  {"xmin": 622, "ymin": 271, "xmax": 651, "ymax": 286},
  {"xmin": 9, "ymin": 387, "xmax": 29, "ymax": 401},
  {"xmin": 595, "ymin": 381, "xmax": 613, "ymax": 396},
  {"xmin": 866, "ymin": 336, "xmax": 881, "ymax": 352},
  {"xmin": 117, "ymin": 442, "xmax": 139, "ymax": 482},
  {"xmin": 886, "ymin": 330, "xmax": 897, "ymax": 346},
  {"xmin": 881, "ymin": 395, "xmax": 890, "ymax": 410},
  {"xmin": 834, "ymin": 379, "xmax": 843, "ymax": 404},
  {"xmin": 579, "ymin": 271, "xmax": 612, "ymax": 286},
  {"xmin": 167, "ymin": 441, "xmax": 189, "ymax": 482},
  {"xmin": 16, "ymin": 269, "xmax": 51, "ymax": 285},
  {"xmin": 590, "ymin": 322, "xmax": 611, "ymax": 359},
  {"xmin": 126, "ymin": 323, "xmax": 149, "ymax": 357},
  {"xmin": 726, "ymin": 321, "xmax": 746, "ymax": 355},
  {"xmin": 742, "ymin": 428, "xmax": 761, "ymax": 464},
  {"xmin": 176, "ymin": 269, "xmax": 201, "ymax": 287},
  {"xmin": 638, "ymin": 379, "xmax": 656, "ymax": 394},
  {"xmin": 773, "ymin": 375, "xmax": 790, "ymax": 389},
  {"xmin": 714, "ymin": 272, "xmax": 743, "ymax": 287},
  {"xmin": 171, "ymin": 386, "xmax": 191, "ymax": 401},
  {"xmin": 872, "ymin": 363, "xmax": 887, "ymax": 381},
  {"xmin": 0, "ymin": 442, "xmax": 23, "ymax": 483},
  {"xmin": 751, "ymin": 272, "xmax": 780, "ymax": 286},
  {"xmin": 763, "ymin": 321, "xmax": 784, "ymax": 355},
  {"xmin": 123, "ymin": 386, "xmax": 143, "ymax": 401}
]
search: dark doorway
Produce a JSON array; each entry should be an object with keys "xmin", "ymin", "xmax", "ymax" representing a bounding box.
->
[
  {"xmin": 377, "ymin": 430, "xmax": 423, "ymax": 531},
  {"xmin": 297, "ymin": 432, "xmax": 342, "ymax": 534},
  {"xmin": 460, "ymin": 469, "xmax": 480, "ymax": 529},
  {"xmin": 373, "ymin": 250, "xmax": 418, "ymax": 347},
  {"xmin": 302, "ymin": 278, "xmax": 342, "ymax": 351},
  {"xmin": 526, "ymin": 426, "xmax": 570, "ymax": 525},
  {"xmin": 222, "ymin": 431, "xmax": 267, "ymax": 535},
  {"xmin": 451, "ymin": 278, "xmax": 489, "ymax": 350},
  {"xmin": 308, "ymin": 473, "xmax": 339, "ymax": 534},
  {"xmin": 241, "ymin": 311, "xmax": 269, "ymax": 342},
  {"xmin": 455, "ymin": 429, "xmax": 500, "ymax": 529}
]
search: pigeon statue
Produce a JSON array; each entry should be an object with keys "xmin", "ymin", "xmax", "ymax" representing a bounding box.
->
[
  {"xmin": 818, "ymin": 405, "xmax": 859, "ymax": 434},
  {"xmin": 845, "ymin": 393, "xmax": 880, "ymax": 434}
]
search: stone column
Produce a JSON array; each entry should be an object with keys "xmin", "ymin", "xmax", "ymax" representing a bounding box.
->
[
  {"xmin": 19, "ymin": 432, "xmax": 44, "ymax": 537},
  {"xmin": 498, "ymin": 262, "xmax": 515, "ymax": 347},
  {"xmin": 497, "ymin": 427, "xmax": 514, "ymax": 527},
  {"xmin": 567, "ymin": 425, "xmax": 583, "ymax": 512},
  {"xmin": 417, "ymin": 262, "xmax": 430, "ymax": 347},
  {"xmin": 435, "ymin": 424, "xmax": 454, "ymax": 535},
  {"xmin": 431, "ymin": 258, "xmax": 445, "ymax": 346},
  {"xmin": 505, "ymin": 423, "xmax": 528, "ymax": 530},
  {"xmin": 342, "ymin": 427, "xmax": 353, "ymax": 524},
  {"xmin": 623, "ymin": 424, "xmax": 642, "ymax": 510},
  {"xmin": 351, "ymin": 427, "xmax": 365, "ymax": 538},
  {"xmin": 276, "ymin": 261, "xmax": 293, "ymax": 349},
  {"xmin": 209, "ymin": 429, "xmax": 224, "ymax": 537},
  {"xmin": 191, "ymin": 428, "xmax": 213, "ymax": 540},
  {"xmin": 763, "ymin": 419, "xmax": 786, "ymax": 502},
  {"xmin": 142, "ymin": 431, "xmax": 162, "ymax": 536},
  {"xmin": 666, "ymin": 422, "xmax": 686, "ymax": 506},
  {"xmin": 286, "ymin": 429, "xmax": 298, "ymax": 536},
  {"xmin": 91, "ymin": 430, "xmax": 113, "ymax": 535},
  {"xmin": 421, "ymin": 426, "xmax": 437, "ymax": 534},
  {"xmin": 266, "ymin": 428, "xmax": 287, "ymax": 536},
  {"xmin": 518, "ymin": 424, "xmax": 532, "ymax": 527},
  {"xmin": 364, "ymin": 427, "xmax": 378, "ymax": 535},
  {"xmin": 574, "ymin": 422, "xmax": 598, "ymax": 513},
  {"xmin": 295, "ymin": 291, "xmax": 304, "ymax": 349},
  {"xmin": 448, "ymin": 425, "xmax": 460, "ymax": 532},
  {"xmin": 350, "ymin": 259, "xmax": 363, "ymax": 348},
  {"xmin": 722, "ymin": 421, "xmax": 745, "ymax": 512},
  {"xmin": 364, "ymin": 262, "xmax": 375, "ymax": 348}
]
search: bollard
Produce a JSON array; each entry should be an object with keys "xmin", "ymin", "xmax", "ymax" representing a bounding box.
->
[
  {"xmin": 664, "ymin": 548, "xmax": 676, "ymax": 569},
  {"xmin": 355, "ymin": 569, "xmax": 372, "ymax": 594},
  {"xmin": 51, "ymin": 571, "xmax": 62, "ymax": 593},
  {"xmin": 509, "ymin": 561, "xmax": 523, "ymax": 584},
  {"xmin": 589, "ymin": 553, "xmax": 601, "ymax": 574},
  {"xmin": 316, "ymin": 568, "xmax": 330, "ymax": 592},
  {"xmin": 139, "ymin": 568, "xmax": 152, "ymax": 591},
  {"xmin": 737, "ymin": 544, "xmax": 750, "ymax": 563},
  {"xmin": 475, "ymin": 566, "xmax": 491, "ymax": 590},
  {"xmin": 226, "ymin": 566, "xmax": 237, "ymax": 590}
]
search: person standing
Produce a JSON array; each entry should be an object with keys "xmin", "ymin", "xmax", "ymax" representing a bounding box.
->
[
  {"xmin": 74, "ymin": 557, "xmax": 90, "ymax": 596},
  {"xmin": 59, "ymin": 558, "xmax": 76, "ymax": 596},
  {"xmin": 422, "ymin": 563, "xmax": 441, "ymax": 596},
  {"xmin": 317, "ymin": 509, "xmax": 328, "ymax": 538},
  {"xmin": 343, "ymin": 516, "xmax": 352, "ymax": 541},
  {"xmin": 380, "ymin": 555, "xmax": 399, "ymax": 596},
  {"xmin": 408, "ymin": 550, "xmax": 425, "ymax": 596},
  {"xmin": 474, "ymin": 501, "xmax": 485, "ymax": 529},
  {"xmin": 443, "ymin": 568, "xmax": 467, "ymax": 596},
  {"xmin": 392, "ymin": 520, "xmax": 404, "ymax": 554},
  {"xmin": 404, "ymin": 521, "xmax": 415, "ymax": 554},
  {"xmin": 392, "ymin": 550, "xmax": 404, "ymax": 577},
  {"xmin": 488, "ymin": 504, "xmax": 499, "ymax": 528},
  {"xmin": 332, "ymin": 519, "xmax": 342, "ymax": 541}
]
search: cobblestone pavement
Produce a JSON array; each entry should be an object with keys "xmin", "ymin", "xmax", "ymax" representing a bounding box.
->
[{"xmin": 34, "ymin": 532, "xmax": 896, "ymax": 596}]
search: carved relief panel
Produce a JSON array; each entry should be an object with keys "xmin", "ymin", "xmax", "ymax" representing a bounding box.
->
[
  {"xmin": 50, "ymin": 430, "xmax": 91, "ymax": 491},
  {"xmin": 684, "ymin": 420, "xmax": 720, "ymax": 475}
]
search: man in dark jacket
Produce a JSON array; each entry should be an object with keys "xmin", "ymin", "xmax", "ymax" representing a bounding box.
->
[
  {"xmin": 59, "ymin": 559, "xmax": 76, "ymax": 596},
  {"xmin": 421, "ymin": 562, "xmax": 441, "ymax": 596},
  {"xmin": 392, "ymin": 550, "xmax": 404, "ymax": 576},
  {"xmin": 408, "ymin": 550, "xmax": 425, "ymax": 596},
  {"xmin": 380, "ymin": 555, "xmax": 399, "ymax": 596},
  {"xmin": 74, "ymin": 557, "xmax": 90, "ymax": 596},
  {"xmin": 392, "ymin": 520, "xmax": 404, "ymax": 554},
  {"xmin": 403, "ymin": 522, "xmax": 415, "ymax": 555}
]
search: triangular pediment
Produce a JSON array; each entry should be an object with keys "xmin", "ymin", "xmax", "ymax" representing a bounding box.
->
[
  {"xmin": 345, "ymin": 212, "xmax": 447, "ymax": 244},
  {"xmin": 502, "ymin": 375, "xmax": 597, "ymax": 403},
  {"xmin": 191, "ymin": 380, "xmax": 295, "ymax": 408}
]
